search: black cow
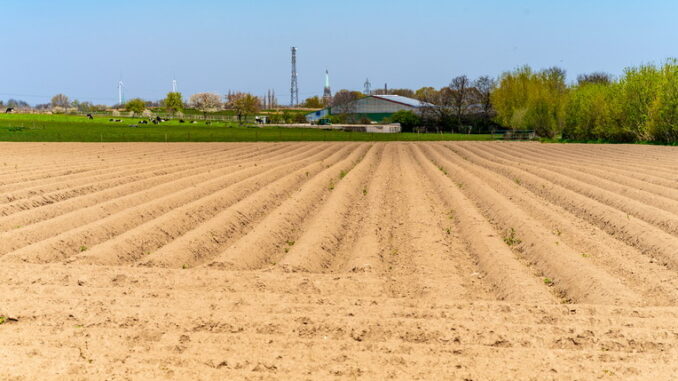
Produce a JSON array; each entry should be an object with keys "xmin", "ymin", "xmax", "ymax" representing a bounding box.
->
[
  {"xmin": 109, "ymin": 118, "xmax": 114, "ymax": 122},
  {"xmin": 86, "ymin": 114, "xmax": 94, "ymax": 120},
  {"xmin": 179, "ymin": 119, "xmax": 185, "ymax": 123},
  {"xmin": 5, "ymin": 107, "xmax": 15, "ymax": 113}
]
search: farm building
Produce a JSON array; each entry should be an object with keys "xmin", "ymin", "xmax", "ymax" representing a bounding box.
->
[{"xmin": 306, "ymin": 94, "xmax": 431, "ymax": 123}]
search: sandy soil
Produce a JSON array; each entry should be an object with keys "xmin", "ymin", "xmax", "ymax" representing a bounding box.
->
[{"xmin": 0, "ymin": 141, "xmax": 677, "ymax": 380}]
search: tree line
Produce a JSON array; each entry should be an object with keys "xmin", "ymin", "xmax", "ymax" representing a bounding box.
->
[
  {"xmin": 299, "ymin": 59, "xmax": 677, "ymax": 143},
  {"xmin": 5, "ymin": 58, "xmax": 675, "ymax": 143},
  {"xmin": 492, "ymin": 59, "xmax": 677, "ymax": 143}
]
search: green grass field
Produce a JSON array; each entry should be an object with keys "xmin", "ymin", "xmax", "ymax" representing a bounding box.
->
[{"xmin": 0, "ymin": 114, "xmax": 494, "ymax": 142}]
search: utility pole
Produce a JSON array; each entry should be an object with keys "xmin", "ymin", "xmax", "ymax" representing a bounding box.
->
[{"xmin": 290, "ymin": 47, "xmax": 299, "ymax": 106}]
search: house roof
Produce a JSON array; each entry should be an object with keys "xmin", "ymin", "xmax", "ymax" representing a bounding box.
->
[
  {"xmin": 371, "ymin": 95, "xmax": 433, "ymax": 108},
  {"xmin": 305, "ymin": 94, "xmax": 435, "ymax": 119}
]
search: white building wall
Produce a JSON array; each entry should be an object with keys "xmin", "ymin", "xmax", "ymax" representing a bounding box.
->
[{"xmin": 351, "ymin": 97, "xmax": 416, "ymax": 113}]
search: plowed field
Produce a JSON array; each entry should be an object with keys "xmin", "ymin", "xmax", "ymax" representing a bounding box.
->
[{"xmin": 1, "ymin": 141, "xmax": 677, "ymax": 380}]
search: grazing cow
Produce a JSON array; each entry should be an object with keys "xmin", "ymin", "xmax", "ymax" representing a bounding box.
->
[
  {"xmin": 190, "ymin": 121, "xmax": 197, "ymax": 124},
  {"xmin": 86, "ymin": 114, "xmax": 94, "ymax": 120},
  {"xmin": 109, "ymin": 119, "xmax": 114, "ymax": 122},
  {"xmin": 179, "ymin": 119, "xmax": 185, "ymax": 123},
  {"xmin": 152, "ymin": 120, "xmax": 159, "ymax": 125},
  {"xmin": 5, "ymin": 107, "xmax": 14, "ymax": 113}
]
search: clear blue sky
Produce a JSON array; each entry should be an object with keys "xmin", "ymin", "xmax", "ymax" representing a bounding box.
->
[{"xmin": 2, "ymin": 0, "xmax": 676, "ymax": 105}]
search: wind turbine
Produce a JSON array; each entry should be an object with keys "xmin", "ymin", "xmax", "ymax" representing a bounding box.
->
[{"xmin": 117, "ymin": 80, "xmax": 126, "ymax": 105}]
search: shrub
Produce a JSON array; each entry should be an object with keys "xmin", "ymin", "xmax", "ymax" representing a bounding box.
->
[{"xmin": 390, "ymin": 110, "xmax": 421, "ymax": 132}]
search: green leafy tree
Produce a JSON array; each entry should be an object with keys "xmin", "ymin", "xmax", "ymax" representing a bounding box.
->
[
  {"xmin": 226, "ymin": 92, "xmax": 261, "ymax": 124},
  {"xmin": 164, "ymin": 92, "xmax": 183, "ymax": 115},
  {"xmin": 647, "ymin": 59, "xmax": 678, "ymax": 143},
  {"xmin": 618, "ymin": 64, "xmax": 662, "ymax": 141},
  {"xmin": 125, "ymin": 98, "xmax": 146, "ymax": 117},
  {"xmin": 491, "ymin": 66, "xmax": 568, "ymax": 138},
  {"xmin": 390, "ymin": 110, "xmax": 421, "ymax": 132},
  {"xmin": 301, "ymin": 96, "xmax": 324, "ymax": 108}
]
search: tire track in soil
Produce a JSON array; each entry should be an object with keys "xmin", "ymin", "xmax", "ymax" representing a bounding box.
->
[
  {"xmin": 206, "ymin": 144, "xmax": 373, "ymax": 271},
  {"xmin": 420, "ymin": 143, "xmax": 643, "ymax": 306}
]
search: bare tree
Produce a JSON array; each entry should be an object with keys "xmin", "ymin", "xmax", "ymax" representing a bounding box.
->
[
  {"xmin": 51, "ymin": 94, "xmax": 70, "ymax": 109},
  {"xmin": 331, "ymin": 90, "xmax": 362, "ymax": 122},
  {"xmin": 473, "ymin": 76, "xmax": 497, "ymax": 118},
  {"xmin": 189, "ymin": 92, "xmax": 222, "ymax": 119},
  {"xmin": 577, "ymin": 72, "xmax": 612, "ymax": 86},
  {"xmin": 450, "ymin": 75, "xmax": 471, "ymax": 129},
  {"xmin": 417, "ymin": 87, "xmax": 455, "ymax": 132},
  {"xmin": 374, "ymin": 88, "xmax": 415, "ymax": 98}
]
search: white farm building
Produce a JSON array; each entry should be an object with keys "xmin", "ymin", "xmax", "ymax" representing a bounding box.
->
[{"xmin": 306, "ymin": 95, "xmax": 430, "ymax": 123}]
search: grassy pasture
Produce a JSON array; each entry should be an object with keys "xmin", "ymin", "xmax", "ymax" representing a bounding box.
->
[{"xmin": 0, "ymin": 114, "xmax": 494, "ymax": 142}]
